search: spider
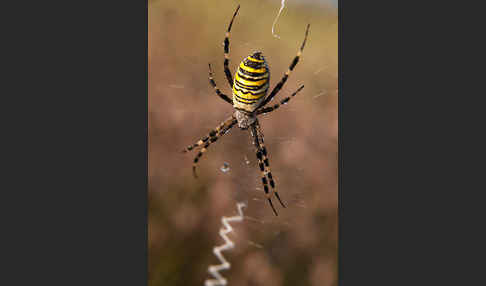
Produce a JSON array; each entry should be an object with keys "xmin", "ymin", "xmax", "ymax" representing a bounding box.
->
[{"xmin": 182, "ymin": 5, "xmax": 310, "ymax": 216}]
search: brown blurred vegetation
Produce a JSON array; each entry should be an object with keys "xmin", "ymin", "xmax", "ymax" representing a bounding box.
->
[{"xmin": 149, "ymin": 0, "xmax": 338, "ymax": 285}]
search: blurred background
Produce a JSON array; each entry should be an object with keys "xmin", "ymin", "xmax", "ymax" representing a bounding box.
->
[{"xmin": 149, "ymin": 0, "xmax": 337, "ymax": 285}]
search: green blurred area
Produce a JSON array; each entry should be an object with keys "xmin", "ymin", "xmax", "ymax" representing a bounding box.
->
[{"xmin": 149, "ymin": 1, "xmax": 338, "ymax": 285}]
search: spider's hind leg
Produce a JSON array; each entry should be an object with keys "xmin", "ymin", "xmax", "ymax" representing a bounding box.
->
[
  {"xmin": 257, "ymin": 85, "xmax": 305, "ymax": 116},
  {"xmin": 208, "ymin": 64, "xmax": 233, "ymax": 105},
  {"xmin": 257, "ymin": 24, "xmax": 310, "ymax": 110},
  {"xmin": 223, "ymin": 5, "xmax": 240, "ymax": 88}
]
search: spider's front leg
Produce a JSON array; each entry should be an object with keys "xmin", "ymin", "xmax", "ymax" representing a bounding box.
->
[
  {"xmin": 185, "ymin": 116, "xmax": 237, "ymax": 178},
  {"xmin": 250, "ymin": 121, "xmax": 285, "ymax": 216},
  {"xmin": 182, "ymin": 116, "xmax": 234, "ymax": 153},
  {"xmin": 250, "ymin": 124, "xmax": 277, "ymax": 216},
  {"xmin": 255, "ymin": 120, "xmax": 286, "ymax": 209}
]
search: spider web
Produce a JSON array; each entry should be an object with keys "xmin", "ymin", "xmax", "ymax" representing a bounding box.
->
[
  {"xmin": 271, "ymin": 0, "xmax": 286, "ymax": 39},
  {"xmin": 200, "ymin": 0, "xmax": 335, "ymax": 247},
  {"xmin": 148, "ymin": 1, "xmax": 338, "ymax": 285}
]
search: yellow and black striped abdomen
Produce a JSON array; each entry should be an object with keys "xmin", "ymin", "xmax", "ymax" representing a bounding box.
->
[{"xmin": 232, "ymin": 52, "xmax": 270, "ymax": 112}]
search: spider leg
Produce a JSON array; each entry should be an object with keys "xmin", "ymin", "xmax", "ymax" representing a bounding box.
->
[
  {"xmin": 208, "ymin": 64, "xmax": 233, "ymax": 104},
  {"xmin": 250, "ymin": 123, "xmax": 278, "ymax": 216},
  {"xmin": 192, "ymin": 117, "xmax": 237, "ymax": 178},
  {"xmin": 223, "ymin": 5, "xmax": 240, "ymax": 88},
  {"xmin": 255, "ymin": 120, "xmax": 286, "ymax": 208},
  {"xmin": 182, "ymin": 116, "xmax": 234, "ymax": 153},
  {"xmin": 257, "ymin": 24, "xmax": 310, "ymax": 110},
  {"xmin": 257, "ymin": 85, "xmax": 304, "ymax": 115}
]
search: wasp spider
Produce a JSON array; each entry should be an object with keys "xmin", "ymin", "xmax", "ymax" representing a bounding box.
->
[{"xmin": 182, "ymin": 5, "xmax": 310, "ymax": 216}]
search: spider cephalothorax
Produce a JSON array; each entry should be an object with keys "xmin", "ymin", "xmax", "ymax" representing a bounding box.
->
[
  {"xmin": 182, "ymin": 5, "xmax": 310, "ymax": 216},
  {"xmin": 234, "ymin": 109, "xmax": 256, "ymax": 129}
]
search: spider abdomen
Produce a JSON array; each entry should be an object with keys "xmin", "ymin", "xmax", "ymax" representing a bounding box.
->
[{"xmin": 232, "ymin": 52, "xmax": 270, "ymax": 113}]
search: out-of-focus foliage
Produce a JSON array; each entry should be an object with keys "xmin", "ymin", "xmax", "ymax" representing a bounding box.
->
[{"xmin": 149, "ymin": 0, "xmax": 337, "ymax": 285}]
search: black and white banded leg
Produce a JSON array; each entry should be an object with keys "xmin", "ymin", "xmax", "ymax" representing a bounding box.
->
[
  {"xmin": 257, "ymin": 85, "xmax": 305, "ymax": 115},
  {"xmin": 192, "ymin": 117, "xmax": 237, "ymax": 178},
  {"xmin": 208, "ymin": 64, "xmax": 232, "ymax": 104},
  {"xmin": 250, "ymin": 124, "xmax": 278, "ymax": 216},
  {"xmin": 255, "ymin": 120, "xmax": 286, "ymax": 209},
  {"xmin": 182, "ymin": 116, "xmax": 234, "ymax": 153},
  {"xmin": 223, "ymin": 5, "xmax": 240, "ymax": 88},
  {"xmin": 257, "ymin": 24, "xmax": 310, "ymax": 109}
]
